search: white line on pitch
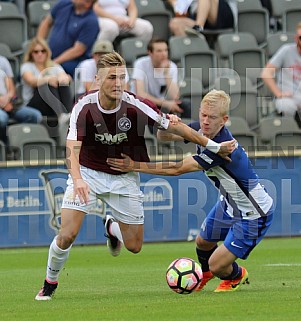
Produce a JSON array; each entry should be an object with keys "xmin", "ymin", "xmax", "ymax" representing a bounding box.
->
[{"xmin": 263, "ymin": 263, "xmax": 301, "ymax": 267}]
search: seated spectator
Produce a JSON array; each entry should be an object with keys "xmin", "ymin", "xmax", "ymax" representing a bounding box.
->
[
  {"xmin": 0, "ymin": 55, "xmax": 42, "ymax": 145},
  {"xmin": 93, "ymin": 0, "xmax": 153, "ymax": 43},
  {"xmin": 261, "ymin": 22, "xmax": 301, "ymax": 127},
  {"xmin": 37, "ymin": 0, "xmax": 99, "ymax": 77},
  {"xmin": 21, "ymin": 37, "xmax": 73, "ymax": 125},
  {"xmin": 76, "ymin": 40, "xmax": 129, "ymax": 98},
  {"xmin": 132, "ymin": 38, "xmax": 191, "ymax": 117},
  {"xmin": 168, "ymin": 0, "xmax": 237, "ymax": 36}
]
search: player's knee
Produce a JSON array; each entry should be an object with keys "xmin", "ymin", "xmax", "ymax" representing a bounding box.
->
[
  {"xmin": 124, "ymin": 242, "xmax": 142, "ymax": 254},
  {"xmin": 195, "ymin": 235, "xmax": 210, "ymax": 249},
  {"xmin": 57, "ymin": 232, "xmax": 77, "ymax": 249}
]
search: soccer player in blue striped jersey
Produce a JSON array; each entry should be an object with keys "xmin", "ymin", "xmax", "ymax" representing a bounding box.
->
[{"xmin": 107, "ymin": 89, "xmax": 274, "ymax": 293}]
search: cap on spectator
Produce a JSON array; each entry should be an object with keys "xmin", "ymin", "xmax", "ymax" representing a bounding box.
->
[{"xmin": 92, "ymin": 40, "xmax": 114, "ymax": 54}]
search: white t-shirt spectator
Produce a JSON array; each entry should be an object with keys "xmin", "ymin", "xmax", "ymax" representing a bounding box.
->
[{"xmin": 132, "ymin": 56, "xmax": 178, "ymax": 99}]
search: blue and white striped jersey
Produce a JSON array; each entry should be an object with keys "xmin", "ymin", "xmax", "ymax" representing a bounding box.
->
[{"xmin": 188, "ymin": 122, "xmax": 273, "ymax": 220}]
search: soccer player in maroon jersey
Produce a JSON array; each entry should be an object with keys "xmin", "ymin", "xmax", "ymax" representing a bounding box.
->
[{"xmin": 35, "ymin": 51, "xmax": 236, "ymax": 300}]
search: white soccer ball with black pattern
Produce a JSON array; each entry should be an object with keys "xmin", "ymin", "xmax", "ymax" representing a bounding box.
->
[{"xmin": 166, "ymin": 257, "xmax": 203, "ymax": 294}]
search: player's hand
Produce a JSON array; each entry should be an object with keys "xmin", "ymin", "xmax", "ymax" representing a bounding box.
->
[
  {"xmin": 217, "ymin": 139, "xmax": 238, "ymax": 161},
  {"xmin": 73, "ymin": 178, "xmax": 90, "ymax": 204},
  {"xmin": 168, "ymin": 114, "xmax": 181, "ymax": 125},
  {"xmin": 107, "ymin": 153, "xmax": 134, "ymax": 172}
]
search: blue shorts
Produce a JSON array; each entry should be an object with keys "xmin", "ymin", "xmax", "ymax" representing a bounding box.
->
[{"xmin": 199, "ymin": 201, "xmax": 274, "ymax": 259}]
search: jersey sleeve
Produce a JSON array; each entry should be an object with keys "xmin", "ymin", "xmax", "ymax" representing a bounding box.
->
[{"xmin": 123, "ymin": 91, "xmax": 170, "ymax": 129}]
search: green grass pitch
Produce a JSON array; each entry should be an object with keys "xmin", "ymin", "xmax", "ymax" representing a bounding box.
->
[{"xmin": 0, "ymin": 238, "xmax": 300, "ymax": 321}]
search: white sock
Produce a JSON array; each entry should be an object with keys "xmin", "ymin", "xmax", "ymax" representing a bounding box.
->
[
  {"xmin": 110, "ymin": 221, "xmax": 124, "ymax": 243},
  {"xmin": 46, "ymin": 236, "xmax": 72, "ymax": 283}
]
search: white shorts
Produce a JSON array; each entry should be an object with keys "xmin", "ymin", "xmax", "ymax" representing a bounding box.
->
[{"xmin": 62, "ymin": 166, "xmax": 144, "ymax": 224}]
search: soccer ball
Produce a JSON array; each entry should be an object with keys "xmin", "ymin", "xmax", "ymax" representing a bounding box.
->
[{"xmin": 166, "ymin": 257, "xmax": 203, "ymax": 294}]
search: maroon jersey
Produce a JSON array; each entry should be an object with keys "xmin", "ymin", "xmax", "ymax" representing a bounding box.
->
[{"xmin": 67, "ymin": 91, "xmax": 169, "ymax": 174}]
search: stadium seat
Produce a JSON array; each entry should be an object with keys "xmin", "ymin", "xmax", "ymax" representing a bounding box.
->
[
  {"xmin": 27, "ymin": 0, "xmax": 57, "ymax": 37},
  {"xmin": 237, "ymin": 7, "xmax": 270, "ymax": 48},
  {"xmin": 270, "ymin": 0, "xmax": 301, "ymax": 30},
  {"xmin": 257, "ymin": 116, "xmax": 301, "ymax": 150},
  {"xmin": 7, "ymin": 123, "xmax": 56, "ymax": 161},
  {"xmin": 135, "ymin": 0, "xmax": 166, "ymax": 16},
  {"xmin": 216, "ymin": 32, "xmax": 258, "ymax": 67},
  {"xmin": 119, "ymin": 37, "xmax": 148, "ymax": 69},
  {"xmin": 282, "ymin": 8, "xmax": 301, "ymax": 33},
  {"xmin": 135, "ymin": 0, "xmax": 171, "ymax": 40},
  {"xmin": 0, "ymin": 14, "xmax": 28, "ymax": 57},
  {"xmin": 181, "ymin": 50, "xmax": 218, "ymax": 95},
  {"xmin": 216, "ymin": 32, "xmax": 265, "ymax": 88},
  {"xmin": 266, "ymin": 32, "xmax": 295, "ymax": 59},
  {"xmin": 0, "ymin": 1, "xmax": 19, "ymax": 15},
  {"xmin": 179, "ymin": 77, "xmax": 203, "ymax": 121},
  {"xmin": 140, "ymin": 11, "xmax": 171, "ymax": 41},
  {"xmin": 237, "ymin": 0, "xmax": 263, "ymax": 11},
  {"xmin": 169, "ymin": 35, "xmax": 210, "ymax": 66},
  {"xmin": 225, "ymin": 116, "xmax": 257, "ymax": 151}
]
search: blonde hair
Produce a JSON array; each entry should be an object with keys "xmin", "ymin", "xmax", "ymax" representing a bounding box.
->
[
  {"xmin": 96, "ymin": 51, "xmax": 126, "ymax": 70},
  {"xmin": 23, "ymin": 37, "xmax": 54, "ymax": 68},
  {"xmin": 201, "ymin": 89, "xmax": 230, "ymax": 116}
]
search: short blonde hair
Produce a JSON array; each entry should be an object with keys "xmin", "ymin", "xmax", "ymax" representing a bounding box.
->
[
  {"xmin": 201, "ymin": 89, "xmax": 230, "ymax": 116},
  {"xmin": 96, "ymin": 51, "xmax": 126, "ymax": 70}
]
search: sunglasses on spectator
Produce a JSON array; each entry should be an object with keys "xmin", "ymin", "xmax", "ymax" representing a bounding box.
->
[{"xmin": 32, "ymin": 49, "xmax": 47, "ymax": 54}]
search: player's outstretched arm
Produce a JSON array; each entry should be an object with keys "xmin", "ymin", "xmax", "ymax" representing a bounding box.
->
[
  {"xmin": 107, "ymin": 153, "xmax": 202, "ymax": 175},
  {"xmin": 165, "ymin": 121, "xmax": 237, "ymax": 160}
]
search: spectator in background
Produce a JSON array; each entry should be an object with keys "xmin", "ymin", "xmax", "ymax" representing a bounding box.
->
[
  {"xmin": 261, "ymin": 22, "xmax": 301, "ymax": 127},
  {"xmin": 168, "ymin": 0, "xmax": 237, "ymax": 36},
  {"xmin": 93, "ymin": 0, "xmax": 153, "ymax": 43},
  {"xmin": 37, "ymin": 0, "xmax": 99, "ymax": 77},
  {"xmin": 75, "ymin": 40, "xmax": 129, "ymax": 98},
  {"xmin": 21, "ymin": 38, "xmax": 73, "ymax": 125},
  {"xmin": 132, "ymin": 38, "xmax": 191, "ymax": 118},
  {"xmin": 0, "ymin": 55, "xmax": 42, "ymax": 146}
]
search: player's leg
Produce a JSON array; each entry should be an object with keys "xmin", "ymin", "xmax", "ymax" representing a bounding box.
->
[
  {"xmin": 35, "ymin": 171, "xmax": 96, "ymax": 300},
  {"xmin": 169, "ymin": 16, "xmax": 195, "ymax": 36},
  {"xmin": 118, "ymin": 222, "xmax": 143, "ymax": 253},
  {"xmin": 104, "ymin": 196, "xmax": 144, "ymax": 255},
  {"xmin": 194, "ymin": 201, "xmax": 232, "ymax": 290},
  {"xmin": 210, "ymin": 242, "xmax": 249, "ymax": 293},
  {"xmin": 195, "ymin": 0, "xmax": 219, "ymax": 28},
  {"xmin": 102, "ymin": 172, "xmax": 145, "ymax": 255},
  {"xmin": 213, "ymin": 208, "xmax": 274, "ymax": 292},
  {"xmin": 35, "ymin": 209, "xmax": 86, "ymax": 301}
]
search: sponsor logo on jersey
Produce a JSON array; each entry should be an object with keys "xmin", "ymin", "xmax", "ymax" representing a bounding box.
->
[
  {"xmin": 95, "ymin": 132, "xmax": 128, "ymax": 144},
  {"xmin": 118, "ymin": 116, "xmax": 131, "ymax": 131}
]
